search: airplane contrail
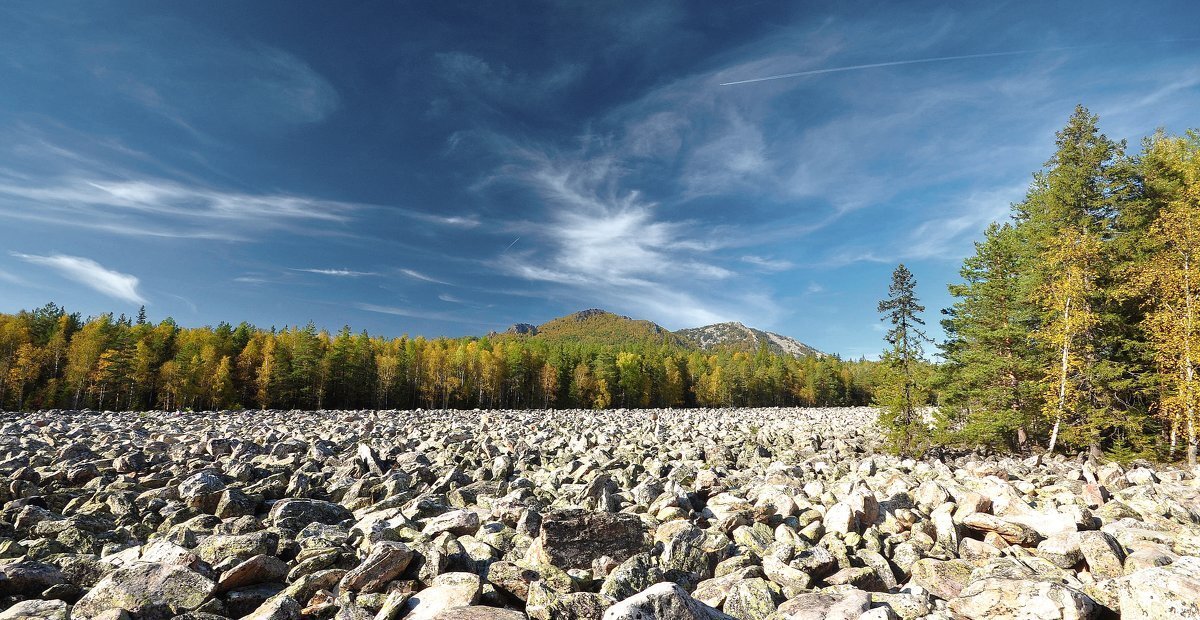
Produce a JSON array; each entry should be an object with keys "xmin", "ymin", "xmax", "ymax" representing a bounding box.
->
[
  {"xmin": 719, "ymin": 47, "xmax": 1084, "ymax": 86},
  {"xmin": 502, "ymin": 236, "xmax": 521, "ymax": 252}
]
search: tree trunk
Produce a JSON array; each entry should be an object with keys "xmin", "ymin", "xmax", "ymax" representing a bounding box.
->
[{"xmin": 1049, "ymin": 297, "xmax": 1072, "ymax": 455}]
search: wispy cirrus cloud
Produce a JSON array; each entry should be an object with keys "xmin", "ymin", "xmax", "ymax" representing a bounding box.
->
[
  {"xmin": 355, "ymin": 302, "xmax": 494, "ymax": 326},
  {"xmin": 742, "ymin": 255, "xmax": 794, "ymax": 271},
  {"xmin": 12, "ymin": 252, "xmax": 146, "ymax": 304},
  {"xmin": 291, "ymin": 268, "xmax": 378, "ymax": 277},
  {"xmin": 399, "ymin": 269, "xmax": 451, "ymax": 285}
]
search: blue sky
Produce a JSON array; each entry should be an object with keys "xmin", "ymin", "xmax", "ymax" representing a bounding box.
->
[{"xmin": 1, "ymin": 1, "xmax": 1198, "ymax": 358}]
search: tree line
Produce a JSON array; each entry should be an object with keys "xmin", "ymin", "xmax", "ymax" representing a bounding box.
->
[
  {"xmin": 0, "ymin": 305, "xmax": 879, "ymax": 412},
  {"xmin": 876, "ymin": 106, "xmax": 1200, "ymax": 465}
]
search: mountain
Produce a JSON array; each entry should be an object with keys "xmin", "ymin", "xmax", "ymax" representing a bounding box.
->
[
  {"xmin": 496, "ymin": 310, "xmax": 821, "ymax": 357},
  {"xmin": 676, "ymin": 321, "xmax": 821, "ymax": 358},
  {"xmin": 500, "ymin": 309, "xmax": 683, "ymax": 346}
]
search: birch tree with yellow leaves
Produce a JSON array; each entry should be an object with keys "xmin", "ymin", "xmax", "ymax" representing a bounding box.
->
[
  {"xmin": 1138, "ymin": 132, "xmax": 1200, "ymax": 466},
  {"xmin": 1038, "ymin": 227, "xmax": 1103, "ymax": 454}
]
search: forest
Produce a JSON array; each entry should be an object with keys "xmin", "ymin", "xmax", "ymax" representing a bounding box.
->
[
  {"xmin": 876, "ymin": 106, "xmax": 1200, "ymax": 464},
  {"xmin": 0, "ymin": 304, "xmax": 878, "ymax": 413}
]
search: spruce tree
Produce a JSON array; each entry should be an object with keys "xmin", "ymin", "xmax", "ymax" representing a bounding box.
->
[
  {"xmin": 939, "ymin": 222, "xmax": 1041, "ymax": 450},
  {"xmin": 877, "ymin": 264, "xmax": 933, "ymax": 453}
]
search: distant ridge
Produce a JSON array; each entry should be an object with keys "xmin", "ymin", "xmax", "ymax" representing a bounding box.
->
[
  {"xmin": 676, "ymin": 321, "xmax": 822, "ymax": 358},
  {"xmin": 496, "ymin": 310, "xmax": 821, "ymax": 356}
]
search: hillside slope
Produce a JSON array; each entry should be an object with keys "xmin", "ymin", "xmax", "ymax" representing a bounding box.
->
[
  {"xmin": 676, "ymin": 321, "xmax": 821, "ymax": 358},
  {"xmin": 502, "ymin": 309, "xmax": 683, "ymax": 346}
]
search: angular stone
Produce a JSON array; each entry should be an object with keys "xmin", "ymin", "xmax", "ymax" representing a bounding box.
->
[
  {"xmin": 422, "ymin": 509, "xmax": 481, "ymax": 537},
  {"xmin": 73, "ymin": 562, "xmax": 216, "ymax": 620},
  {"xmin": 0, "ymin": 561, "xmax": 65, "ymax": 596},
  {"xmin": 909, "ymin": 558, "xmax": 974, "ymax": 601},
  {"xmin": 1037, "ymin": 532, "xmax": 1083, "ymax": 569},
  {"xmin": 602, "ymin": 582, "xmax": 734, "ymax": 620},
  {"xmin": 1118, "ymin": 556, "xmax": 1200, "ymax": 620},
  {"xmin": 268, "ymin": 499, "xmax": 353, "ymax": 532},
  {"xmin": 402, "ymin": 572, "xmax": 481, "ymax": 620},
  {"xmin": 0, "ymin": 599, "xmax": 69, "ymax": 620},
  {"xmin": 217, "ymin": 554, "xmax": 288, "ymax": 593},
  {"xmin": 426, "ymin": 608, "xmax": 524, "ymax": 620},
  {"xmin": 961, "ymin": 513, "xmax": 1041, "ymax": 545},
  {"xmin": 531, "ymin": 509, "xmax": 648, "ymax": 571},
  {"xmin": 949, "ymin": 578, "xmax": 1098, "ymax": 620},
  {"xmin": 824, "ymin": 503, "xmax": 857, "ymax": 536},
  {"xmin": 195, "ymin": 530, "xmax": 279, "ymax": 565},
  {"xmin": 773, "ymin": 589, "xmax": 870, "ymax": 620},
  {"xmin": 721, "ymin": 577, "xmax": 779, "ymax": 620},
  {"xmin": 243, "ymin": 595, "xmax": 301, "ymax": 620},
  {"xmin": 342, "ymin": 541, "xmax": 414, "ymax": 593}
]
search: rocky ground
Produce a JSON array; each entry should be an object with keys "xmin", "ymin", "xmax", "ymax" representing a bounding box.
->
[{"xmin": 0, "ymin": 408, "xmax": 1198, "ymax": 620}]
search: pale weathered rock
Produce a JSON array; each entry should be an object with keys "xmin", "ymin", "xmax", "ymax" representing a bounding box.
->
[
  {"xmin": 422, "ymin": 509, "xmax": 481, "ymax": 537},
  {"xmin": 772, "ymin": 589, "xmax": 870, "ymax": 620},
  {"xmin": 0, "ymin": 599, "xmax": 69, "ymax": 620},
  {"xmin": 602, "ymin": 582, "xmax": 734, "ymax": 620},
  {"xmin": 961, "ymin": 513, "xmax": 1041, "ymax": 546},
  {"xmin": 1118, "ymin": 556, "xmax": 1200, "ymax": 619},
  {"xmin": 402, "ymin": 572, "xmax": 481, "ymax": 620},
  {"xmin": 948, "ymin": 578, "xmax": 1098, "ymax": 620}
]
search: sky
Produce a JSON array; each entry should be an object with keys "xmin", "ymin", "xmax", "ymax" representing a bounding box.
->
[{"xmin": 1, "ymin": 1, "xmax": 1198, "ymax": 358}]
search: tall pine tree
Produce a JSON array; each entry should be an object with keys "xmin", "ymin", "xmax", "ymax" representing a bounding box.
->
[
  {"xmin": 939, "ymin": 222, "xmax": 1041, "ymax": 450},
  {"xmin": 877, "ymin": 264, "xmax": 933, "ymax": 453}
]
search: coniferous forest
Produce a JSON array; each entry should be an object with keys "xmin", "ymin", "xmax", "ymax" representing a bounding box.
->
[{"xmin": 0, "ymin": 304, "xmax": 878, "ymax": 414}]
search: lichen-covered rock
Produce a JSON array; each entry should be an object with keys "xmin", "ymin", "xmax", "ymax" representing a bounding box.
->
[
  {"xmin": 0, "ymin": 561, "xmax": 65, "ymax": 596},
  {"xmin": 402, "ymin": 572, "xmax": 481, "ymax": 620},
  {"xmin": 0, "ymin": 599, "xmax": 69, "ymax": 620},
  {"xmin": 908, "ymin": 558, "xmax": 974, "ymax": 601},
  {"xmin": 603, "ymin": 582, "xmax": 734, "ymax": 620},
  {"xmin": 268, "ymin": 499, "xmax": 353, "ymax": 532},
  {"xmin": 948, "ymin": 578, "xmax": 1098, "ymax": 620},
  {"xmin": 771, "ymin": 589, "xmax": 870, "ymax": 620},
  {"xmin": 73, "ymin": 562, "xmax": 216, "ymax": 620},
  {"xmin": 1118, "ymin": 556, "xmax": 1200, "ymax": 619},
  {"xmin": 216, "ymin": 554, "xmax": 288, "ymax": 593},
  {"xmin": 340, "ymin": 541, "xmax": 414, "ymax": 593},
  {"xmin": 426, "ymin": 607, "xmax": 524, "ymax": 620},
  {"xmin": 530, "ymin": 509, "xmax": 648, "ymax": 571},
  {"xmin": 721, "ymin": 577, "xmax": 780, "ymax": 620}
]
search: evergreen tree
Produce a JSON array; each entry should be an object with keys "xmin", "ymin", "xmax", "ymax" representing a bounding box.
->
[
  {"xmin": 939, "ymin": 223, "xmax": 1041, "ymax": 450},
  {"xmin": 877, "ymin": 264, "xmax": 933, "ymax": 452}
]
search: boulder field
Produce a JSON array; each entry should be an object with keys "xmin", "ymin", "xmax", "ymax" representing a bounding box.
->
[{"xmin": 0, "ymin": 407, "xmax": 1198, "ymax": 620}]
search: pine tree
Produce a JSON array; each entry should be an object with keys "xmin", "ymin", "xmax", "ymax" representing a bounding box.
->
[
  {"xmin": 877, "ymin": 264, "xmax": 933, "ymax": 452},
  {"xmin": 939, "ymin": 222, "xmax": 1041, "ymax": 449}
]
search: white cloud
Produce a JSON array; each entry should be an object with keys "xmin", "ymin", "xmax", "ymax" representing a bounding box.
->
[
  {"xmin": 742, "ymin": 255, "xmax": 795, "ymax": 271},
  {"xmin": 399, "ymin": 269, "xmax": 450, "ymax": 285},
  {"xmin": 12, "ymin": 252, "xmax": 146, "ymax": 304},
  {"xmin": 292, "ymin": 268, "xmax": 377, "ymax": 277},
  {"xmin": 355, "ymin": 302, "xmax": 491, "ymax": 326}
]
